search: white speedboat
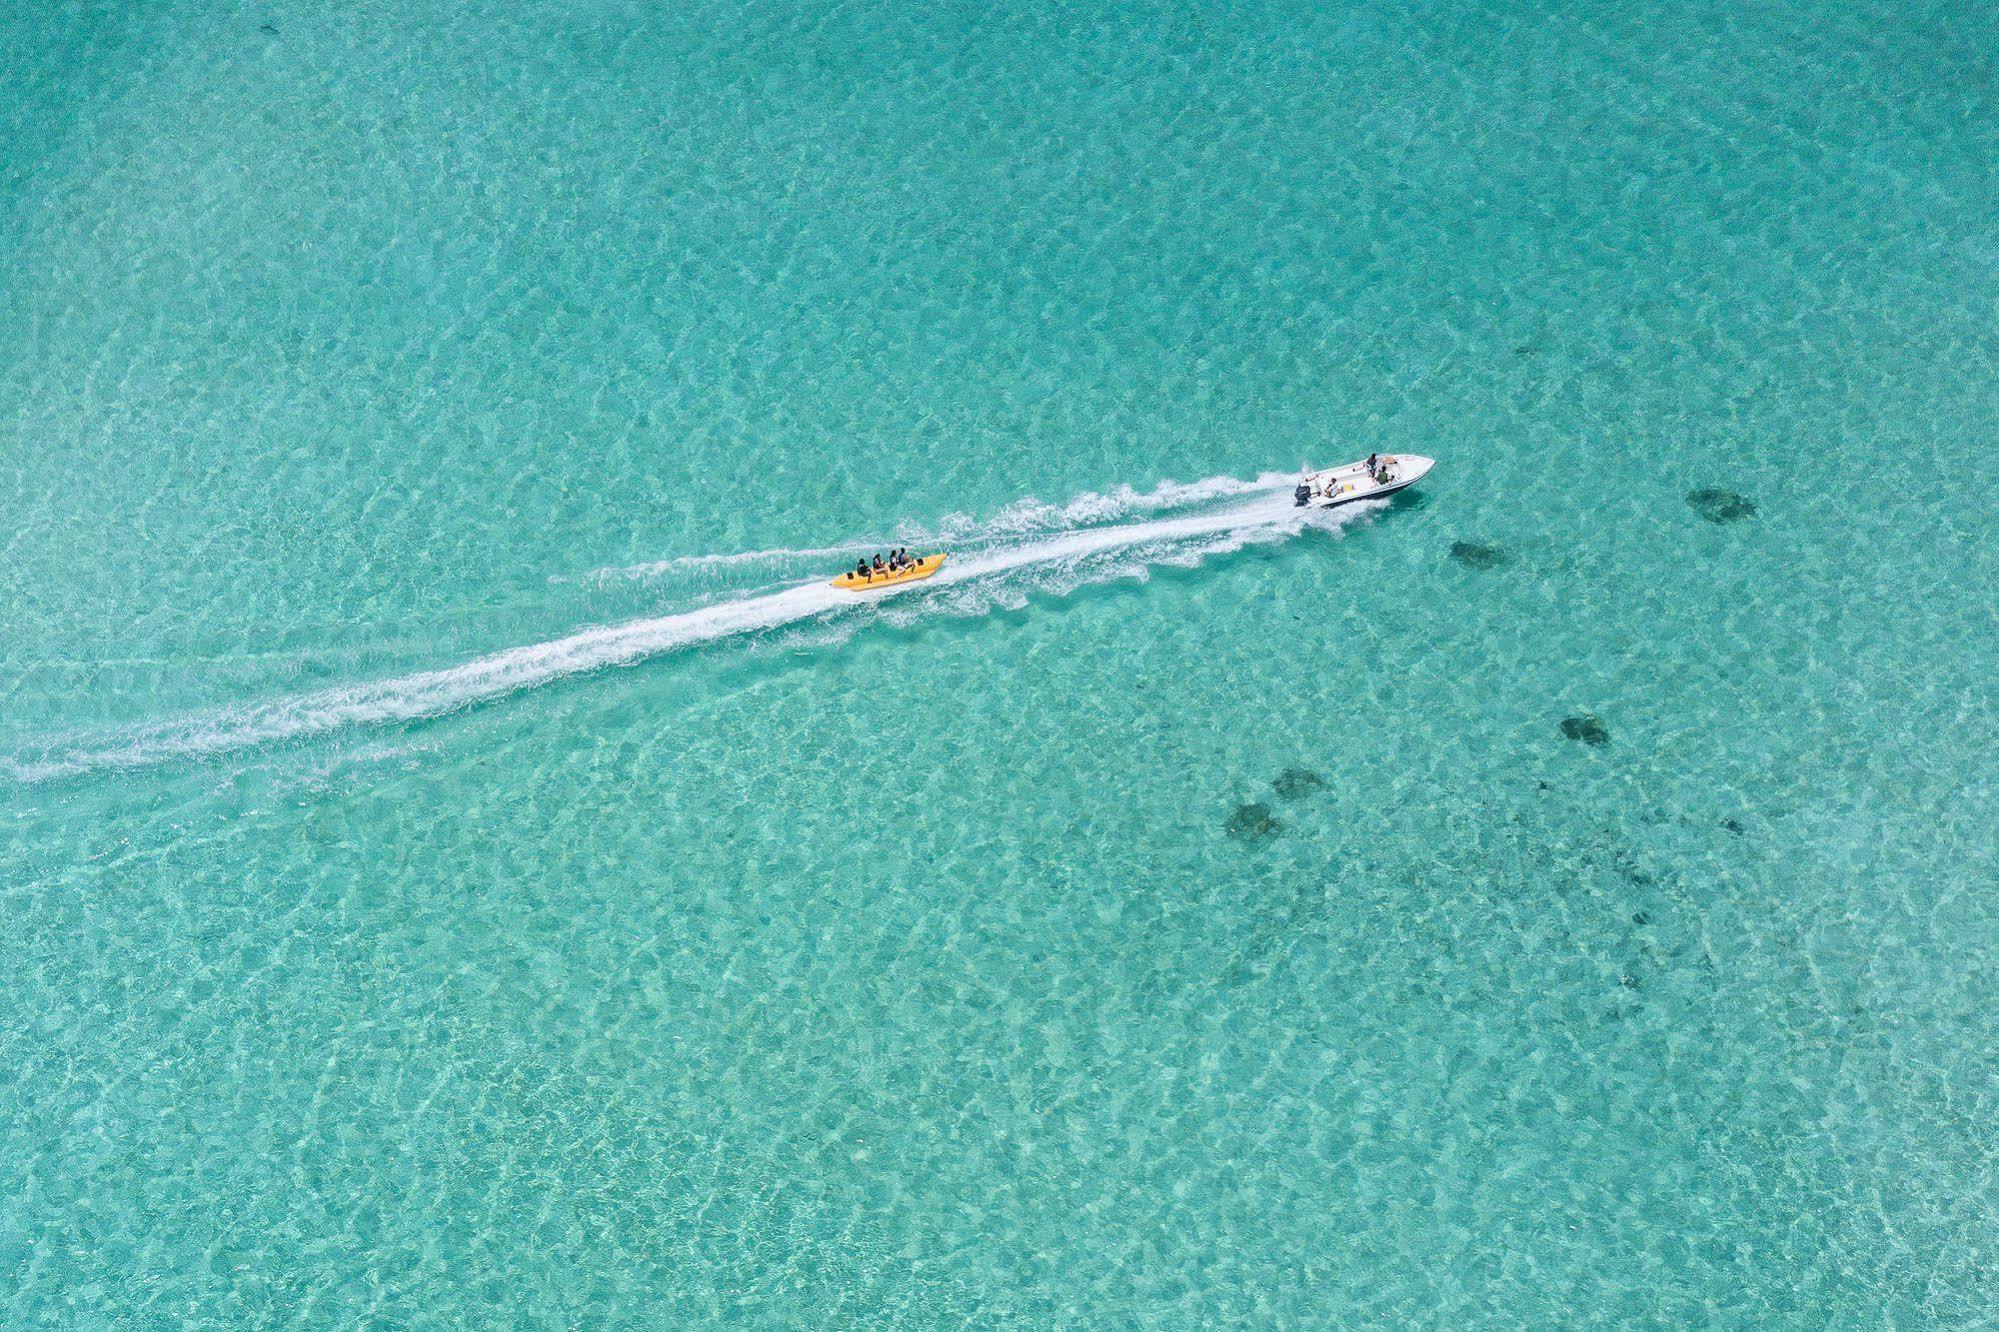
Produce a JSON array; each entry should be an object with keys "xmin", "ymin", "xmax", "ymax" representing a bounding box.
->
[{"xmin": 1293, "ymin": 454, "xmax": 1435, "ymax": 508}]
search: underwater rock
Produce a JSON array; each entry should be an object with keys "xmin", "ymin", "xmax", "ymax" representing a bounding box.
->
[
  {"xmin": 1560, "ymin": 714, "xmax": 1611, "ymax": 747},
  {"xmin": 1686, "ymin": 488, "xmax": 1756, "ymax": 523},
  {"xmin": 1449, "ymin": 540, "xmax": 1512, "ymax": 570},
  {"xmin": 1721, "ymin": 817, "xmax": 1746, "ymax": 835},
  {"xmin": 1225, "ymin": 802, "xmax": 1282, "ymax": 842},
  {"xmin": 1632, "ymin": 911, "xmax": 1651, "ymax": 926},
  {"xmin": 1271, "ymin": 767, "xmax": 1326, "ymax": 800}
]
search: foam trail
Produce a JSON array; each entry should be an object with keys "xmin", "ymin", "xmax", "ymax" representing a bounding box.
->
[
  {"xmin": 931, "ymin": 470, "xmax": 1295, "ymax": 541},
  {"xmin": 934, "ymin": 491, "xmax": 1302, "ymax": 583},
  {"xmin": 8, "ymin": 481, "xmax": 1362, "ymax": 781},
  {"xmin": 572, "ymin": 470, "xmax": 1298, "ymax": 584},
  {"xmin": 7, "ymin": 583, "xmax": 844, "ymax": 781}
]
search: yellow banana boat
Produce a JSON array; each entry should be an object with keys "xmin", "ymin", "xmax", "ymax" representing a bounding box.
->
[{"xmin": 831, "ymin": 554, "xmax": 947, "ymax": 591}]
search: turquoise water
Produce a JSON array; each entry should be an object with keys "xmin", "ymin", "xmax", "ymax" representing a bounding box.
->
[{"xmin": 6, "ymin": 0, "xmax": 1999, "ymax": 1321}]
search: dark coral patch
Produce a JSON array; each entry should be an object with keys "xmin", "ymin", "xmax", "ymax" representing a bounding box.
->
[
  {"xmin": 1721, "ymin": 816, "xmax": 1746, "ymax": 835},
  {"xmin": 1225, "ymin": 802, "xmax": 1283, "ymax": 841},
  {"xmin": 1271, "ymin": 767, "xmax": 1326, "ymax": 800},
  {"xmin": 1686, "ymin": 488, "xmax": 1756, "ymax": 523},
  {"xmin": 1560, "ymin": 714, "xmax": 1611, "ymax": 747},
  {"xmin": 1449, "ymin": 540, "xmax": 1512, "ymax": 570}
]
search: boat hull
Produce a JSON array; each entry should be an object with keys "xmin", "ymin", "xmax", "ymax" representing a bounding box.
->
[
  {"xmin": 1297, "ymin": 454, "xmax": 1435, "ymax": 509},
  {"xmin": 1312, "ymin": 476, "xmax": 1420, "ymax": 507}
]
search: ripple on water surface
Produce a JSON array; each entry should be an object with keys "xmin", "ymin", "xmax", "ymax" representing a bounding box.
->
[{"xmin": 4, "ymin": 0, "xmax": 1999, "ymax": 1323}]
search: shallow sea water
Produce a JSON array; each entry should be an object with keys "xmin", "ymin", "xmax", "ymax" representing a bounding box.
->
[{"xmin": 5, "ymin": 0, "xmax": 1999, "ymax": 1323}]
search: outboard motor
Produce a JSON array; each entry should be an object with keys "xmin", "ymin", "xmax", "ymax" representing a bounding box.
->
[{"xmin": 1294, "ymin": 481, "xmax": 1313, "ymax": 507}]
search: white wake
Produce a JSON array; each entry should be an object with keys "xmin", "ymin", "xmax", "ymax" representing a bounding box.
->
[{"xmin": 7, "ymin": 474, "xmax": 1384, "ymax": 781}]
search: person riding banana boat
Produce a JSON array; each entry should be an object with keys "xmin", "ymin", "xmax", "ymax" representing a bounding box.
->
[
  {"xmin": 852, "ymin": 548, "xmax": 910, "ymax": 580},
  {"xmin": 833, "ymin": 547, "xmax": 947, "ymax": 590}
]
